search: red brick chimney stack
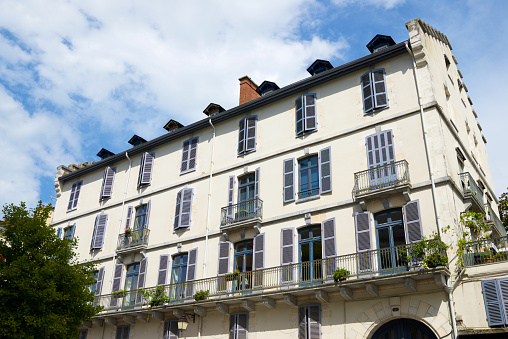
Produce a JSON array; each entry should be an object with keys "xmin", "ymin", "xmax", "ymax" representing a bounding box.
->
[{"xmin": 238, "ymin": 76, "xmax": 260, "ymax": 105}]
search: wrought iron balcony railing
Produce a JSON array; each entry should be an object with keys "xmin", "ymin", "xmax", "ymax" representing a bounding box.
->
[
  {"xmin": 220, "ymin": 198, "xmax": 263, "ymax": 227},
  {"xmin": 353, "ymin": 160, "xmax": 410, "ymax": 196},
  {"xmin": 117, "ymin": 228, "xmax": 150, "ymax": 251},
  {"xmin": 95, "ymin": 242, "xmax": 446, "ymax": 312},
  {"xmin": 461, "ymin": 236, "xmax": 508, "ymax": 267},
  {"xmin": 485, "ymin": 204, "xmax": 505, "ymax": 236},
  {"xmin": 459, "ymin": 172, "xmax": 484, "ymax": 208}
]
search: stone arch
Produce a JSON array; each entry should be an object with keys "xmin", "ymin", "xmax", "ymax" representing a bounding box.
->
[{"xmin": 348, "ymin": 297, "xmax": 451, "ymax": 339}]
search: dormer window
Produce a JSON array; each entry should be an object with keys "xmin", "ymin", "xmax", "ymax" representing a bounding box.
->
[
  {"xmin": 203, "ymin": 103, "xmax": 226, "ymax": 117},
  {"xmin": 255, "ymin": 81, "xmax": 280, "ymax": 96},
  {"xmin": 307, "ymin": 59, "xmax": 333, "ymax": 76},
  {"xmin": 128, "ymin": 135, "xmax": 147, "ymax": 147},
  {"xmin": 366, "ymin": 35, "xmax": 396, "ymax": 53}
]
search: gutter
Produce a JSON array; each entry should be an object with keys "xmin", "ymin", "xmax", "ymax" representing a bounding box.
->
[{"xmin": 203, "ymin": 117, "xmax": 216, "ymax": 276}]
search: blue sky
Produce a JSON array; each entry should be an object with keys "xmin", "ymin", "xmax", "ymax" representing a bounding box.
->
[{"xmin": 0, "ymin": 0, "xmax": 507, "ymax": 213}]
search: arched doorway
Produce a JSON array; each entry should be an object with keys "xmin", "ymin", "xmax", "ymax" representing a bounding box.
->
[{"xmin": 371, "ymin": 318, "xmax": 437, "ymax": 339}]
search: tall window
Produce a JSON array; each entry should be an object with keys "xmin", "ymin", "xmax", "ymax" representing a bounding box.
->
[
  {"xmin": 116, "ymin": 325, "xmax": 130, "ymax": 339},
  {"xmin": 298, "ymin": 305, "xmax": 321, "ymax": 339},
  {"xmin": 170, "ymin": 253, "xmax": 188, "ymax": 299},
  {"xmin": 238, "ymin": 173, "xmax": 256, "ymax": 218},
  {"xmin": 361, "ymin": 69, "xmax": 388, "ymax": 113},
  {"xmin": 298, "ymin": 156, "xmax": 319, "ymax": 199},
  {"xmin": 63, "ymin": 224, "xmax": 75, "ymax": 241},
  {"xmin": 163, "ymin": 320, "xmax": 179, "ymax": 339},
  {"xmin": 229, "ymin": 313, "xmax": 248, "ymax": 339},
  {"xmin": 67, "ymin": 180, "xmax": 82, "ymax": 211},
  {"xmin": 238, "ymin": 116, "xmax": 257, "ymax": 154},
  {"xmin": 79, "ymin": 329, "xmax": 88, "ymax": 339},
  {"xmin": 234, "ymin": 240, "xmax": 253, "ymax": 290},
  {"xmin": 123, "ymin": 263, "xmax": 140, "ymax": 307},
  {"xmin": 374, "ymin": 209, "xmax": 406, "ymax": 271},
  {"xmin": 133, "ymin": 205, "xmax": 147, "ymax": 230},
  {"xmin": 298, "ymin": 226, "xmax": 322, "ymax": 282},
  {"xmin": 295, "ymin": 94, "xmax": 317, "ymax": 136},
  {"xmin": 90, "ymin": 270, "xmax": 99, "ymax": 295}
]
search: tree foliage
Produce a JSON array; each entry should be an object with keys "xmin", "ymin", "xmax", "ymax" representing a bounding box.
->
[
  {"xmin": 0, "ymin": 202, "xmax": 101, "ymax": 338},
  {"xmin": 499, "ymin": 188, "xmax": 508, "ymax": 228}
]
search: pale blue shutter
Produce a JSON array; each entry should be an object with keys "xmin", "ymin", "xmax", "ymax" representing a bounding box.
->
[
  {"xmin": 319, "ymin": 147, "xmax": 332, "ymax": 194},
  {"xmin": 304, "ymin": 94, "xmax": 317, "ymax": 132},
  {"xmin": 144, "ymin": 200, "xmax": 151, "ymax": 228},
  {"xmin": 67, "ymin": 180, "xmax": 82, "ymax": 211},
  {"xmin": 186, "ymin": 248, "xmax": 198, "ymax": 297},
  {"xmin": 254, "ymin": 167, "xmax": 260, "ymax": 199},
  {"xmin": 174, "ymin": 190, "xmax": 182, "ymax": 230},
  {"xmin": 95, "ymin": 266, "xmax": 105, "ymax": 296},
  {"xmin": 179, "ymin": 188, "xmax": 193, "ymax": 228},
  {"xmin": 91, "ymin": 214, "xmax": 108, "ymax": 249},
  {"xmin": 238, "ymin": 118, "xmax": 246, "ymax": 154},
  {"xmin": 245, "ymin": 116, "xmax": 257, "ymax": 152},
  {"xmin": 404, "ymin": 200, "xmax": 423, "ymax": 243},
  {"xmin": 498, "ymin": 278, "xmax": 508, "ymax": 325},
  {"xmin": 372, "ymin": 69, "xmax": 388, "ymax": 109},
  {"xmin": 283, "ymin": 158, "xmax": 295, "ymax": 203},
  {"xmin": 157, "ymin": 255, "xmax": 169, "ymax": 286},
  {"xmin": 181, "ymin": 139, "xmax": 190, "ymax": 173},
  {"xmin": 295, "ymin": 96, "xmax": 304, "ymax": 135},
  {"xmin": 281, "ymin": 228, "xmax": 294, "ymax": 283},
  {"xmin": 56, "ymin": 227, "xmax": 62, "ymax": 239},
  {"xmin": 69, "ymin": 223, "xmax": 76, "ymax": 240},
  {"xmin": 124, "ymin": 206, "xmax": 133, "ymax": 230},
  {"xmin": 253, "ymin": 233, "xmax": 265, "ymax": 288},
  {"xmin": 188, "ymin": 137, "xmax": 198, "ymax": 170},
  {"xmin": 101, "ymin": 167, "xmax": 116, "ymax": 199},
  {"xmin": 67, "ymin": 183, "xmax": 76, "ymax": 211},
  {"xmin": 139, "ymin": 152, "xmax": 154, "ymax": 185},
  {"xmin": 228, "ymin": 176, "xmax": 235, "ymax": 219},
  {"xmin": 355, "ymin": 212, "xmax": 372, "ymax": 272},
  {"xmin": 321, "ymin": 218, "xmax": 336, "ymax": 277},
  {"xmin": 482, "ymin": 280, "xmax": 504, "ymax": 326}
]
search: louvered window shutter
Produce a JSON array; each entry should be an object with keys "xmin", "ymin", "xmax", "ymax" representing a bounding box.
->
[
  {"xmin": 295, "ymin": 96, "xmax": 304, "ymax": 135},
  {"xmin": 125, "ymin": 206, "xmax": 133, "ymax": 229},
  {"xmin": 254, "ymin": 167, "xmax": 260, "ymax": 199},
  {"xmin": 355, "ymin": 212, "xmax": 373, "ymax": 272},
  {"xmin": 384, "ymin": 130, "xmax": 395, "ymax": 162},
  {"xmin": 372, "ymin": 69, "xmax": 388, "ymax": 109},
  {"xmin": 181, "ymin": 140, "xmax": 190, "ymax": 173},
  {"xmin": 253, "ymin": 233, "xmax": 265, "ymax": 288},
  {"xmin": 144, "ymin": 200, "xmax": 151, "ymax": 228},
  {"xmin": 308, "ymin": 305, "xmax": 321, "ymax": 339},
  {"xmin": 139, "ymin": 152, "xmax": 154, "ymax": 186},
  {"xmin": 180, "ymin": 188, "xmax": 193, "ymax": 228},
  {"xmin": 95, "ymin": 266, "xmax": 105, "ymax": 296},
  {"xmin": 238, "ymin": 118, "xmax": 246, "ymax": 154},
  {"xmin": 218, "ymin": 241, "xmax": 231, "ymax": 275},
  {"xmin": 56, "ymin": 227, "xmax": 62, "ymax": 239},
  {"xmin": 228, "ymin": 176, "xmax": 235, "ymax": 219},
  {"xmin": 174, "ymin": 190, "xmax": 182, "ymax": 230},
  {"xmin": 136, "ymin": 258, "xmax": 148, "ymax": 304},
  {"xmin": 304, "ymin": 94, "xmax": 317, "ymax": 132},
  {"xmin": 283, "ymin": 158, "xmax": 295, "ymax": 203},
  {"xmin": 69, "ymin": 223, "xmax": 76, "ymax": 240},
  {"xmin": 67, "ymin": 181, "xmax": 82, "ymax": 211},
  {"xmin": 321, "ymin": 218, "xmax": 336, "ymax": 277},
  {"xmin": 245, "ymin": 117, "xmax": 257, "ymax": 152},
  {"xmin": 482, "ymin": 280, "xmax": 505, "ymax": 326},
  {"xmin": 366, "ymin": 134, "xmax": 376, "ymax": 169},
  {"xmin": 237, "ymin": 313, "xmax": 248, "ymax": 339},
  {"xmin": 229, "ymin": 314, "xmax": 236, "ymax": 339},
  {"xmin": 186, "ymin": 248, "xmax": 198, "ymax": 298},
  {"xmin": 157, "ymin": 255, "xmax": 169, "ymax": 285},
  {"xmin": 281, "ymin": 228, "xmax": 294, "ymax": 283},
  {"xmin": 498, "ymin": 278, "xmax": 508, "ymax": 325},
  {"xmin": 169, "ymin": 320, "xmax": 178, "ymax": 339},
  {"xmin": 361, "ymin": 72, "xmax": 374, "ymax": 113},
  {"xmin": 188, "ymin": 137, "xmax": 198, "ymax": 170},
  {"xmin": 101, "ymin": 167, "xmax": 116, "ymax": 199},
  {"xmin": 91, "ymin": 214, "xmax": 108, "ymax": 249},
  {"xmin": 298, "ymin": 306, "xmax": 307, "ymax": 339},
  {"xmin": 319, "ymin": 147, "xmax": 332, "ymax": 194},
  {"xmin": 403, "ymin": 200, "xmax": 423, "ymax": 243},
  {"xmin": 110, "ymin": 263, "xmax": 123, "ymax": 307},
  {"xmin": 67, "ymin": 183, "xmax": 76, "ymax": 211}
]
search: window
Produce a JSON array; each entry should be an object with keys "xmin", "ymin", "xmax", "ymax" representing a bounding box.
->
[
  {"xmin": 238, "ymin": 116, "xmax": 257, "ymax": 154},
  {"xmin": 298, "ymin": 305, "xmax": 321, "ymax": 339},
  {"xmin": 79, "ymin": 329, "xmax": 88, "ymax": 339},
  {"xmin": 299, "ymin": 156, "xmax": 319, "ymax": 199},
  {"xmin": 234, "ymin": 240, "xmax": 253, "ymax": 291},
  {"xmin": 67, "ymin": 180, "xmax": 82, "ymax": 211},
  {"xmin": 295, "ymin": 94, "xmax": 317, "ymax": 136},
  {"xmin": 138, "ymin": 152, "xmax": 154, "ymax": 187},
  {"xmin": 91, "ymin": 214, "xmax": 108, "ymax": 250},
  {"xmin": 63, "ymin": 224, "xmax": 75, "ymax": 241},
  {"xmin": 299, "ymin": 226, "xmax": 322, "ymax": 281},
  {"xmin": 361, "ymin": 69, "xmax": 388, "ymax": 113},
  {"xmin": 115, "ymin": 325, "xmax": 130, "ymax": 339},
  {"xmin": 163, "ymin": 320, "xmax": 179, "ymax": 339},
  {"xmin": 229, "ymin": 313, "xmax": 248, "ymax": 339},
  {"xmin": 482, "ymin": 278, "xmax": 508, "ymax": 326},
  {"xmin": 133, "ymin": 204, "xmax": 148, "ymax": 230},
  {"xmin": 180, "ymin": 137, "xmax": 198, "ymax": 174},
  {"xmin": 366, "ymin": 130, "xmax": 396, "ymax": 188},
  {"xmin": 170, "ymin": 253, "xmax": 188, "ymax": 299},
  {"xmin": 174, "ymin": 188, "xmax": 194, "ymax": 230},
  {"xmin": 100, "ymin": 166, "xmax": 116, "ymax": 199}
]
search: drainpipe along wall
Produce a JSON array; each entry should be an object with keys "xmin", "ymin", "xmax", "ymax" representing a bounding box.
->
[{"xmin": 203, "ymin": 117, "xmax": 216, "ymax": 277}]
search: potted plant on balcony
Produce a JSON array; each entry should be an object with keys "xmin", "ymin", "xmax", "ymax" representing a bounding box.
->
[
  {"xmin": 142, "ymin": 286, "xmax": 170, "ymax": 307},
  {"xmin": 113, "ymin": 289, "xmax": 126, "ymax": 298},
  {"xmin": 333, "ymin": 268, "xmax": 350, "ymax": 283},
  {"xmin": 456, "ymin": 212, "xmax": 490, "ymax": 266},
  {"xmin": 225, "ymin": 269, "xmax": 240, "ymax": 281},
  {"xmin": 124, "ymin": 227, "xmax": 132, "ymax": 236},
  {"xmin": 193, "ymin": 290, "xmax": 209, "ymax": 301}
]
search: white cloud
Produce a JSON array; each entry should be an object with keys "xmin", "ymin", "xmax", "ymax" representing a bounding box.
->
[{"xmin": 331, "ymin": 0, "xmax": 405, "ymax": 10}]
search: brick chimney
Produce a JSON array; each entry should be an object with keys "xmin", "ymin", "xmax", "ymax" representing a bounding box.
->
[{"xmin": 239, "ymin": 76, "xmax": 260, "ymax": 105}]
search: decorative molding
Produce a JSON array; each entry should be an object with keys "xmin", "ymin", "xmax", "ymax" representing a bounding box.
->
[
  {"xmin": 151, "ymin": 311, "xmax": 164, "ymax": 321},
  {"xmin": 123, "ymin": 315, "xmax": 136, "ymax": 325}
]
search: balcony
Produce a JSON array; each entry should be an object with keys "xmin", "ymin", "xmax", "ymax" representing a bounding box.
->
[
  {"xmin": 459, "ymin": 172, "xmax": 484, "ymax": 213},
  {"xmin": 485, "ymin": 204, "xmax": 505, "ymax": 237},
  {"xmin": 94, "ymin": 243, "xmax": 448, "ymax": 315},
  {"xmin": 220, "ymin": 198, "xmax": 263, "ymax": 231},
  {"xmin": 461, "ymin": 236, "xmax": 508, "ymax": 267},
  {"xmin": 116, "ymin": 228, "xmax": 150, "ymax": 253},
  {"xmin": 353, "ymin": 160, "xmax": 411, "ymax": 203}
]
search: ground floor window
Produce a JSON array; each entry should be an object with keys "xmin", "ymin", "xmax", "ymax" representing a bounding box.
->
[
  {"xmin": 163, "ymin": 320, "xmax": 179, "ymax": 339},
  {"xmin": 298, "ymin": 304, "xmax": 320, "ymax": 339},
  {"xmin": 79, "ymin": 329, "xmax": 87, "ymax": 339},
  {"xmin": 115, "ymin": 325, "xmax": 130, "ymax": 339},
  {"xmin": 229, "ymin": 312, "xmax": 248, "ymax": 339},
  {"xmin": 372, "ymin": 318, "xmax": 436, "ymax": 339}
]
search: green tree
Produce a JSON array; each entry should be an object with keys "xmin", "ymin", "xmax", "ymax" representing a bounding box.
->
[
  {"xmin": 0, "ymin": 202, "xmax": 101, "ymax": 338},
  {"xmin": 499, "ymin": 188, "xmax": 508, "ymax": 228}
]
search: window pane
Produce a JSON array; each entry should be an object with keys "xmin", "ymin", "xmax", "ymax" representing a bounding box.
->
[
  {"xmin": 235, "ymin": 256, "xmax": 244, "ymax": 271},
  {"xmin": 245, "ymin": 254, "xmax": 253, "ymax": 271},
  {"xmin": 376, "ymin": 213, "xmax": 388, "ymax": 225},
  {"xmin": 300, "ymin": 229, "xmax": 310, "ymax": 240},
  {"xmin": 313, "ymin": 241, "xmax": 322, "ymax": 261},
  {"xmin": 312, "ymin": 227, "xmax": 321, "ymax": 238},
  {"xmin": 391, "ymin": 210, "xmax": 402, "ymax": 222},
  {"xmin": 246, "ymin": 241, "xmax": 253, "ymax": 251},
  {"xmin": 301, "ymin": 243, "xmax": 310, "ymax": 262}
]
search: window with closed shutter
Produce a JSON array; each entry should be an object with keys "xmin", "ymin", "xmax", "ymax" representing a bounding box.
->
[
  {"xmin": 181, "ymin": 137, "xmax": 198, "ymax": 174},
  {"xmin": 299, "ymin": 305, "xmax": 321, "ymax": 339},
  {"xmin": 174, "ymin": 188, "xmax": 193, "ymax": 229},
  {"xmin": 361, "ymin": 69, "xmax": 388, "ymax": 113},
  {"xmin": 91, "ymin": 214, "xmax": 108, "ymax": 250},
  {"xmin": 138, "ymin": 152, "xmax": 155, "ymax": 186},
  {"xmin": 295, "ymin": 94, "xmax": 317, "ymax": 136},
  {"xmin": 100, "ymin": 166, "xmax": 116, "ymax": 199},
  {"xmin": 229, "ymin": 312, "xmax": 249, "ymax": 339},
  {"xmin": 238, "ymin": 116, "xmax": 257, "ymax": 155},
  {"xmin": 482, "ymin": 278, "xmax": 508, "ymax": 326},
  {"xmin": 67, "ymin": 180, "xmax": 82, "ymax": 211}
]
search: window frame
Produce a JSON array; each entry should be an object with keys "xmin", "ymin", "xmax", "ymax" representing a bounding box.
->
[
  {"xmin": 115, "ymin": 325, "xmax": 130, "ymax": 339},
  {"xmin": 133, "ymin": 204, "xmax": 148, "ymax": 230},
  {"xmin": 298, "ymin": 304, "xmax": 321, "ymax": 339},
  {"xmin": 295, "ymin": 93, "xmax": 317, "ymax": 136},
  {"xmin": 229, "ymin": 312, "xmax": 249, "ymax": 339},
  {"xmin": 67, "ymin": 180, "xmax": 83, "ymax": 212},
  {"xmin": 238, "ymin": 115, "xmax": 257, "ymax": 155},
  {"xmin": 361, "ymin": 68, "xmax": 388, "ymax": 114},
  {"xmin": 180, "ymin": 136, "xmax": 199, "ymax": 174},
  {"xmin": 298, "ymin": 155, "xmax": 320, "ymax": 199}
]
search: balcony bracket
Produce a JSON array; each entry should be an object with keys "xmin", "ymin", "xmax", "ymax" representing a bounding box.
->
[
  {"xmin": 136, "ymin": 313, "xmax": 149, "ymax": 322},
  {"xmin": 340, "ymin": 287, "xmax": 353, "ymax": 300},
  {"xmin": 173, "ymin": 309, "xmax": 185, "ymax": 318},
  {"xmin": 359, "ymin": 200, "xmax": 367, "ymax": 211},
  {"xmin": 222, "ymin": 232, "xmax": 229, "ymax": 241},
  {"xmin": 242, "ymin": 300, "xmax": 256, "ymax": 312},
  {"xmin": 284, "ymin": 294, "xmax": 297, "ymax": 307},
  {"xmin": 464, "ymin": 202, "xmax": 472, "ymax": 212},
  {"xmin": 216, "ymin": 303, "xmax": 229, "ymax": 315},
  {"xmin": 151, "ymin": 311, "xmax": 165, "ymax": 321},
  {"xmin": 262, "ymin": 297, "xmax": 276, "ymax": 309},
  {"xmin": 82, "ymin": 321, "xmax": 92, "ymax": 328},
  {"xmin": 365, "ymin": 283, "xmax": 379, "ymax": 297},
  {"xmin": 403, "ymin": 190, "xmax": 411, "ymax": 202},
  {"xmin": 194, "ymin": 306, "xmax": 207, "ymax": 317},
  {"xmin": 434, "ymin": 273, "xmax": 447, "ymax": 288},
  {"xmin": 104, "ymin": 317, "xmax": 117, "ymax": 327},
  {"xmin": 123, "ymin": 315, "xmax": 136, "ymax": 325},
  {"xmin": 404, "ymin": 278, "xmax": 417, "ymax": 292},
  {"xmin": 254, "ymin": 225, "xmax": 261, "ymax": 234},
  {"xmin": 92, "ymin": 319, "xmax": 104, "ymax": 327},
  {"xmin": 315, "ymin": 290, "xmax": 329, "ymax": 303}
]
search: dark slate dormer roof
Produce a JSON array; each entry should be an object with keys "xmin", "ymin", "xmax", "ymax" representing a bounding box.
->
[
  {"xmin": 367, "ymin": 35, "xmax": 396, "ymax": 53},
  {"xmin": 163, "ymin": 119, "xmax": 184, "ymax": 133},
  {"xmin": 203, "ymin": 103, "xmax": 226, "ymax": 117},
  {"xmin": 128, "ymin": 135, "xmax": 147, "ymax": 147},
  {"xmin": 255, "ymin": 81, "xmax": 280, "ymax": 96},
  {"xmin": 307, "ymin": 59, "xmax": 334, "ymax": 76},
  {"xmin": 96, "ymin": 148, "xmax": 115, "ymax": 160}
]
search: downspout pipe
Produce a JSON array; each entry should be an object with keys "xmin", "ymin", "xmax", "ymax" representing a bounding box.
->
[
  {"xmin": 203, "ymin": 117, "xmax": 216, "ymax": 276},
  {"xmin": 405, "ymin": 42, "xmax": 442, "ymax": 237},
  {"xmin": 108, "ymin": 151, "xmax": 132, "ymax": 292},
  {"xmin": 445, "ymin": 269, "xmax": 464, "ymax": 339}
]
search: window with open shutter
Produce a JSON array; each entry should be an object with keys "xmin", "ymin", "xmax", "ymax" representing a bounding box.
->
[
  {"xmin": 299, "ymin": 305, "xmax": 321, "ymax": 339},
  {"xmin": 283, "ymin": 158, "xmax": 295, "ymax": 203},
  {"xmin": 361, "ymin": 69, "xmax": 388, "ymax": 113},
  {"xmin": 295, "ymin": 94, "xmax": 317, "ymax": 136},
  {"xmin": 230, "ymin": 313, "xmax": 249, "ymax": 339},
  {"xmin": 95, "ymin": 266, "xmax": 105, "ymax": 297},
  {"xmin": 319, "ymin": 147, "xmax": 332, "ymax": 194},
  {"xmin": 56, "ymin": 227, "xmax": 62, "ymax": 239},
  {"xmin": 281, "ymin": 228, "xmax": 294, "ymax": 283},
  {"xmin": 355, "ymin": 212, "xmax": 373, "ymax": 272},
  {"xmin": 138, "ymin": 152, "xmax": 154, "ymax": 186},
  {"xmin": 110, "ymin": 263, "xmax": 123, "ymax": 307},
  {"xmin": 217, "ymin": 241, "xmax": 230, "ymax": 292},
  {"xmin": 125, "ymin": 206, "xmax": 133, "ymax": 230},
  {"xmin": 238, "ymin": 116, "xmax": 257, "ymax": 154},
  {"xmin": 185, "ymin": 248, "xmax": 198, "ymax": 297},
  {"xmin": 321, "ymin": 218, "xmax": 336, "ymax": 277},
  {"xmin": 164, "ymin": 320, "xmax": 179, "ymax": 339},
  {"xmin": 181, "ymin": 137, "xmax": 198, "ymax": 173},
  {"xmin": 100, "ymin": 167, "xmax": 116, "ymax": 199},
  {"xmin": 91, "ymin": 214, "xmax": 108, "ymax": 250},
  {"xmin": 67, "ymin": 180, "xmax": 82, "ymax": 211},
  {"xmin": 157, "ymin": 255, "xmax": 169, "ymax": 286},
  {"xmin": 403, "ymin": 200, "xmax": 423, "ymax": 244},
  {"xmin": 253, "ymin": 233, "xmax": 265, "ymax": 288},
  {"xmin": 174, "ymin": 188, "xmax": 193, "ymax": 229},
  {"xmin": 136, "ymin": 258, "xmax": 148, "ymax": 304}
]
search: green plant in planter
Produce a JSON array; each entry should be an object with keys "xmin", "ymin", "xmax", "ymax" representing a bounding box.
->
[
  {"xmin": 113, "ymin": 289, "xmax": 126, "ymax": 298},
  {"xmin": 142, "ymin": 286, "xmax": 170, "ymax": 307},
  {"xmin": 405, "ymin": 232, "xmax": 448, "ymax": 268},
  {"xmin": 457, "ymin": 212, "xmax": 490, "ymax": 265},
  {"xmin": 333, "ymin": 268, "xmax": 350, "ymax": 283},
  {"xmin": 225, "ymin": 269, "xmax": 241, "ymax": 281},
  {"xmin": 193, "ymin": 290, "xmax": 209, "ymax": 301}
]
